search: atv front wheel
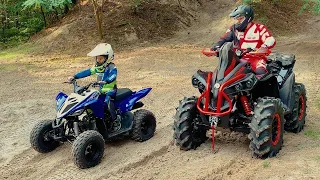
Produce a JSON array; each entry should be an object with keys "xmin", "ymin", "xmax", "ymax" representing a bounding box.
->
[
  {"xmin": 285, "ymin": 83, "xmax": 307, "ymax": 133},
  {"xmin": 72, "ymin": 130, "xmax": 105, "ymax": 169},
  {"xmin": 30, "ymin": 120, "xmax": 59, "ymax": 153},
  {"xmin": 130, "ymin": 109, "xmax": 156, "ymax": 142},
  {"xmin": 249, "ymin": 97, "xmax": 284, "ymax": 158},
  {"xmin": 174, "ymin": 96, "xmax": 208, "ymax": 151}
]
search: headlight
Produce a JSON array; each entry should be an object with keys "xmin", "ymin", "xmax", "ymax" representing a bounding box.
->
[
  {"xmin": 69, "ymin": 109, "xmax": 85, "ymax": 116},
  {"xmin": 235, "ymin": 83, "xmax": 243, "ymax": 90},
  {"xmin": 246, "ymin": 80, "xmax": 253, "ymax": 88}
]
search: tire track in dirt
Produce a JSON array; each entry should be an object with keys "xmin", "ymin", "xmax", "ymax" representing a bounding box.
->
[
  {"xmin": 0, "ymin": 99, "xmax": 55, "ymax": 166},
  {"xmin": 0, "ymin": 124, "xmax": 173, "ymax": 180}
]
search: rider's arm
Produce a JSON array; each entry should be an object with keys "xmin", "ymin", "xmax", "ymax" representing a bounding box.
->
[
  {"xmin": 103, "ymin": 63, "xmax": 117, "ymax": 83},
  {"xmin": 259, "ymin": 24, "xmax": 276, "ymax": 49},
  {"xmin": 212, "ymin": 26, "xmax": 235, "ymax": 50},
  {"xmin": 99, "ymin": 64, "xmax": 117, "ymax": 93},
  {"xmin": 74, "ymin": 67, "xmax": 97, "ymax": 79}
]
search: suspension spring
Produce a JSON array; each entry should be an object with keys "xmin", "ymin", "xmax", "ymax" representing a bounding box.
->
[{"xmin": 240, "ymin": 95, "xmax": 253, "ymax": 115}]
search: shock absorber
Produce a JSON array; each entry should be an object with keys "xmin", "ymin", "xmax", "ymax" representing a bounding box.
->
[{"xmin": 240, "ymin": 95, "xmax": 253, "ymax": 115}]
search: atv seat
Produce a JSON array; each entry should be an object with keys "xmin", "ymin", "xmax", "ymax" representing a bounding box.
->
[
  {"xmin": 267, "ymin": 52, "xmax": 295, "ymax": 68},
  {"xmin": 115, "ymin": 88, "xmax": 132, "ymax": 102}
]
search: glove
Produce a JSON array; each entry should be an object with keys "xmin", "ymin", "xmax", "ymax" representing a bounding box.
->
[
  {"xmin": 211, "ymin": 46, "xmax": 220, "ymax": 51},
  {"xmin": 246, "ymin": 48, "xmax": 254, "ymax": 53},
  {"xmin": 97, "ymin": 81, "xmax": 106, "ymax": 85},
  {"xmin": 67, "ymin": 76, "xmax": 75, "ymax": 83}
]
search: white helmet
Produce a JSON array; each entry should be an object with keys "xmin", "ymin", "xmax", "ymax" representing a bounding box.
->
[{"xmin": 87, "ymin": 43, "xmax": 114, "ymax": 66}]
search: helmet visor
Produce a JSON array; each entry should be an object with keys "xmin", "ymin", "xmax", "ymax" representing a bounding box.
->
[
  {"xmin": 95, "ymin": 55, "xmax": 107, "ymax": 66},
  {"xmin": 233, "ymin": 15, "xmax": 245, "ymax": 25}
]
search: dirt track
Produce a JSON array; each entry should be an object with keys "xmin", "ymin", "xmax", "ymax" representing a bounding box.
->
[{"xmin": 1, "ymin": 2, "xmax": 320, "ymax": 180}]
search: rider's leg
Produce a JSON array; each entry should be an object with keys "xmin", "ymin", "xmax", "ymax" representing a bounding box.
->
[
  {"xmin": 104, "ymin": 90, "xmax": 117, "ymax": 120},
  {"xmin": 252, "ymin": 59, "xmax": 268, "ymax": 76}
]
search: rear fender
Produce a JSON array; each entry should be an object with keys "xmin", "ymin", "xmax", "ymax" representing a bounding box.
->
[{"xmin": 115, "ymin": 88, "xmax": 152, "ymax": 113}]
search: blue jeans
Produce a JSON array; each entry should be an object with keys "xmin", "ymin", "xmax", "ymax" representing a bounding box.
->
[{"xmin": 103, "ymin": 90, "xmax": 117, "ymax": 120}]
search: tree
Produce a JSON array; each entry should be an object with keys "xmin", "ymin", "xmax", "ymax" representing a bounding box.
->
[
  {"xmin": 22, "ymin": 0, "xmax": 48, "ymax": 26},
  {"xmin": 22, "ymin": 0, "xmax": 72, "ymax": 26},
  {"xmin": 91, "ymin": 0, "xmax": 105, "ymax": 39}
]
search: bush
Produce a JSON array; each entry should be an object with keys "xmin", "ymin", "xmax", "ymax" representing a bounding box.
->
[
  {"xmin": 299, "ymin": 0, "xmax": 320, "ymax": 15},
  {"xmin": 242, "ymin": 0, "xmax": 320, "ymax": 15},
  {"xmin": 20, "ymin": 17, "xmax": 45, "ymax": 36}
]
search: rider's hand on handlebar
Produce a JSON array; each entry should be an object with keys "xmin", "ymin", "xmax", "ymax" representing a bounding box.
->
[
  {"xmin": 202, "ymin": 47, "xmax": 219, "ymax": 57},
  {"xmin": 97, "ymin": 81, "xmax": 106, "ymax": 85},
  {"xmin": 92, "ymin": 81, "xmax": 103, "ymax": 88},
  {"xmin": 211, "ymin": 46, "xmax": 220, "ymax": 52},
  {"xmin": 67, "ymin": 76, "xmax": 75, "ymax": 84},
  {"xmin": 211, "ymin": 46, "xmax": 220, "ymax": 57}
]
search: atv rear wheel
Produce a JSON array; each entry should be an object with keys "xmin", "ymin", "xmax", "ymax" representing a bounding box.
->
[
  {"xmin": 130, "ymin": 109, "xmax": 156, "ymax": 142},
  {"xmin": 30, "ymin": 120, "xmax": 59, "ymax": 153},
  {"xmin": 249, "ymin": 98, "xmax": 284, "ymax": 158},
  {"xmin": 285, "ymin": 83, "xmax": 307, "ymax": 133},
  {"xmin": 72, "ymin": 130, "xmax": 105, "ymax": 169},
  {"xmin": 174, "ymin": 96, "xmax": 208, "ymax": 151}
]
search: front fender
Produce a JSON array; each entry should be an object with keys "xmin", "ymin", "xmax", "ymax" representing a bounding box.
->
[
  {"xmin": 56, "ymin": 92, "xmax": 68, "ymax": 111},
  {"xmin": 56, "ymin": 91, "xmax": 104, "ymax": 119}
]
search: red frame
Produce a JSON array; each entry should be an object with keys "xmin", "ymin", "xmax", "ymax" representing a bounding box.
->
[
  {"xmin": 199, "ymin": 48, "xmax": 271, "ymax": 150},
  {"xmin": 197, "ymin": 48, "xmax": 270, "ymax": 117},
  {"xmin": 196, "ymin": 72, "xmax": 246, "ymax": 116},
  {"xmin": 298, "ymin": 95, "xmax": 305, "ymax": 121},
  {"xmin": 272, "ymin": 114, "xmax": 281, "ymax": 146}
]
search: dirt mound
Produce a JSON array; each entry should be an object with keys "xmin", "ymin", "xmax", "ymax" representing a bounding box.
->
[
  {"xmin": 30, "ymin": 0, "xmax": 311, "ymax": 56},
  {"xmin": 31, "ymin": 0, "xmax": 194, "ymax": 55},
  {"xmin": 243, "ymin": 0, "xmax": 310, "ymax": 36}
]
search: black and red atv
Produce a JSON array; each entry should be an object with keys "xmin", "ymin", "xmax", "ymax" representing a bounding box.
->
[{"xmin": 173, "ymin": 42, "xmax": 307, "ymax": 158}]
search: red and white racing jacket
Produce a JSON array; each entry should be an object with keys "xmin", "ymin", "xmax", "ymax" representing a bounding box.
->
[{"xmin": 215, "ymin": 22, "xmax": 276, "ymax": 50}]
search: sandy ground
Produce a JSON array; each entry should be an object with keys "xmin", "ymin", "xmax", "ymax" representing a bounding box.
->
[{"xmin": 0, "ymin": 3, "xmax": 320, "ymax": 180}]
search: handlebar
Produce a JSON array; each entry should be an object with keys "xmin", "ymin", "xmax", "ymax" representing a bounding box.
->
[
  {"xmin": 64, "ymin": 80, "xmax": 100, "ymax": 94},
  {"xmin": 202, "ymin": 48, "xmax": 218, "ymax": 57},
  {"xmin": 242, "ymin": 47, "xmax": 271, "ymax": 57},
  {"xmin": 201, "ymin": 47, "xmax": 271, "ymax": 58}
]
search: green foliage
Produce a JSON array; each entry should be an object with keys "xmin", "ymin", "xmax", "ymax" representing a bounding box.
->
[
  {"xmin": 241, "ymin": 0, "xmax": 320, "ymax": 15},
  {"xmin": 22, "ymin": 0, "xmax": 72, "ymax": 11},
  {"xmin": 0, "ymin": 42, "xmax": 40, "ymax": 59},
  {"xmin": 50, "ymin": 0, "xmax": 72, "ymax": 9},
  {"xmin": 304, "ymin": 130, "xmax": 320, "ymax": 140},
  {"xmin": 21, "ymin": 17, "xmax": 45, "ymax": 36},
  {"xmin": 299, "ymin": 0, "xmax": 320, "ymax": 15},
  {"xmin": 263, "ymin": 161, "xmax": 270, "ymax": 168},
  {"xmin": 0, "ymin": 0, "xmax": 75, "ymax": 49},
  {"xmin": 22, "ymin": 0, "xmax": 47, "ymax": 9}
]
